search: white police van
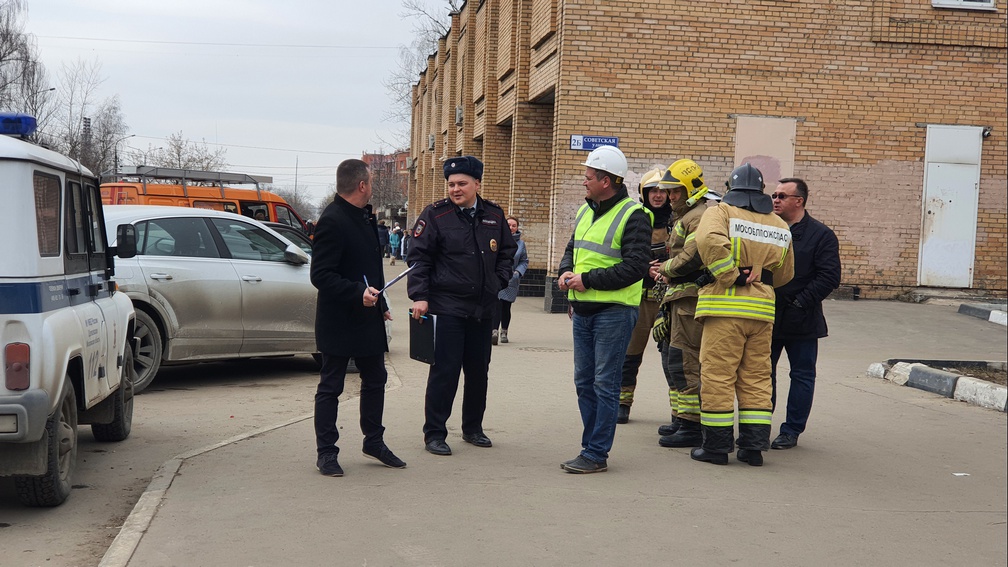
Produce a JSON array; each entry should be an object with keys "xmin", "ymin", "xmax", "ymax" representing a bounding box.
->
[{"xmin": 0, "ymin": 113, "xmax": 139, "ymax": 506}]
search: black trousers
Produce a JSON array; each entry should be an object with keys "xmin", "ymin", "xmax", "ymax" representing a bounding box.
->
[
  {"xmin": 314, "ymin": 352, "xmax": 387, "ymax": 457},
  {"xmin": 423, "ymin": 314, "xmax": 493, "ymax": 443}
]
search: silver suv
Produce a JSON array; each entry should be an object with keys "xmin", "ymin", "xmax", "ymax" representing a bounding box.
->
[{"xmin": 0, "ymin": 114, "xmax": 139, "ymax": 507}]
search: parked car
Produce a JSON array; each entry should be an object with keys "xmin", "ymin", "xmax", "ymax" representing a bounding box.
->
[
  {"xmin": 103, "ymin": 205, "xmax": 317, "ymax": 393},
  {"xmin": 263, "ymin": 221, "xmax": 313, "ymax": 256},
  {"xmin": 1, "ymin": 113, "xmax": 137, "ymax": 506}
]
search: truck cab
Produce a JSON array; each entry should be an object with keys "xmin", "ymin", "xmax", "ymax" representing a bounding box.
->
[{"xmin": 0, "ymin": 113, "xmax": 139, "ymax": 507}]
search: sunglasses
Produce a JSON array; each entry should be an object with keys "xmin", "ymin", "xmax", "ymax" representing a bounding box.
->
[{"xmin": 771, "ymin": 193, "xmax": 800, "ymax": 200}]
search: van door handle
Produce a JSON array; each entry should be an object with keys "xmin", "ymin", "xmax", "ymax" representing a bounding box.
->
[
  {"xmin": 241, "ymin": 275, "xmax": 262, "ymax": 282},
  {"xmin": 149, "ymin": 273, "xmax": 173, "ymax": 281}
]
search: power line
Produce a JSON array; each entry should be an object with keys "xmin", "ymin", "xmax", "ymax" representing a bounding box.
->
[
  {"xmin": 131, "ymin": 135, "xmax": 356, "ymax": 156},
  {"xmin": 36, "ymin": 35, "xmax": 399, "ymax": 50}
]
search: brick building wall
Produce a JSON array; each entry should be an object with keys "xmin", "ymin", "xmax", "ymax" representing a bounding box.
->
[{"xmin": 411, "ymin": 0, "xmax": 1007, "ymax": 308}]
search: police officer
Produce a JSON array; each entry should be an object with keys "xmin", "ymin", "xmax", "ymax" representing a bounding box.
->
[
  {"xmin": 691, "ymin": 163, "xmax": 794, "ymax": 467},
  {"xmin": 408, "ymin": 156, "xmax": 516, "ymax": 456}
]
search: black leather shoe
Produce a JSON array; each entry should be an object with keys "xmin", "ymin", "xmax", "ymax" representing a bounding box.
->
[
  {"xmin": 616, "ymin": 404, "xmax": 630, "ymax": 424},
  {"xmin": 562, "ymin": 455, "xmax": 608, "ymax": 474},
  {"xmin": 316, "ymin": 453, "xmax": 344, "ymax": 477},
  {"xmin": 771, "ymin": 433, "xmax": 798, "ymax": 450},
  {"xmin": 690, "ymin": 447, "xmax": 728, "ymax": 465},
  {"xmin": 363, "ymin": 445, "xmax": 407, "ymax": 468},
  {"xmin": 737, "ymin": 449, "xmax": 764, "ymax": 466},
  {"xmin": 657, "ymin": 419, "xmax": 680, "ymax": 437},
  {"xmin": 425, "ymin": 439, "xmax": 452, "ymax": 456},
  {"xmin": 462, "ymin": 432, "xmax": 492, "ymax": 447}
]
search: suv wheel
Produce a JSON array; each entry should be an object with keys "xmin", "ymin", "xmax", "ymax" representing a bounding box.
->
[
  {"xmin": 92, "ymin": 342, "xmax": 135, "ymax": 442},
  {"xmin": 133, "ymin": 310, "xmax": 163, "ymax": 393},
  {"xmin": 14, "ymin": 380, "xmax": 78, "ymax": 507}
]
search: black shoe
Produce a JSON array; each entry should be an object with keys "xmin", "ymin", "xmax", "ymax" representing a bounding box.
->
[
  {"xmin": 771, "ymin": 433, "xmax": 798, "ymax": 450},
  {"xmin": 425, "ymin": 439, "xmax": 452, "ymax": 456},
  {"xmin": 316, "ymin": 453, "xmax": 344, "ymax": 476},
  {"xmin": 657, "ymin": 419, "xmax": 680, "ymax": 437},
  {"xmin": 616, "ymin": 404, "xmax": 630, "ymax": 424},
  {"xmin": 462, "ymin": 432, "xmax": 493, "ymax": 447},
  {"xmin": 363, "ymin": 445, "xmax": 407, "ymax": 469},
  {"xmin": 737, "ymin": 449, "xmax": 764, "ymax": 466},
  {"xmin": 562, "ymin": 455, "xmax": 608, "ymax": 474},
  {"xmin": 560, "ymin": 456, "xmax": 581, "ymax": 470},
  {"xmin": 690, "ymin": 447, "xmax": 728, "ymax": 465},
  {"xmin": 658, "ymin": 421, "xmax": 702, "ymax": 448}
]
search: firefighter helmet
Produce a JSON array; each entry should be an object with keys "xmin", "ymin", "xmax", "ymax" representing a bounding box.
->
[
  {"xmin": 723, "ymin": 163, "xmax": 772, "ymax": 213},
  {"xmin": 582, "ymin": 145, "xmax": 627, "ymax": 183},
  {"xmin": 660, "ymin": 159, "xmax": 709, "ymax": 206},
  {"xmin": 726, "ymin": 162, "xmax": 764, "ymax": 192}
]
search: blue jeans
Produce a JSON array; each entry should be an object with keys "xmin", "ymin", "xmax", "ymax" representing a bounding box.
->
[
  {"xmin": 770, "ymin": 338, "xmax": 819, "ymax": 437},
  {"xmin": 572, "ymin": 305, "xmax": 638, "ymax": 463}
]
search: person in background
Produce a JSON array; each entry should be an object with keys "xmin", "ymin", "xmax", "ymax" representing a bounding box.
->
[
  {"xmin": 377, "ymin": 220, "xmax": 390, "ymax": 257},
  {"xmin": 389, "ymin": 223, "xmax": 402, "ymax": 265},
  {"xmin": 310, "ymin": 158, "xmax": 404, "ymax": 477},
  {"xmin": 493, "ymin": 215, "xmax": 529, "ymax": 345},
  {"xmin": 768, "ymin": 177, "xmax": 841, "ymax": 450},
  {"xmin": 408, "ymin": 155, "xmax": 516, "ymax": 457}
]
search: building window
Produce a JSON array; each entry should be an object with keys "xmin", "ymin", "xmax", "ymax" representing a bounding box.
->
[{"xmin": 932, "ymin": 0, "xmax": 996, "ymax": 10}]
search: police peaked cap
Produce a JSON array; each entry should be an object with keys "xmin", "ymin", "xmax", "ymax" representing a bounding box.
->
[{"xmin": 443, "ymin": 156, "xmax": 483, "ymax": 181}]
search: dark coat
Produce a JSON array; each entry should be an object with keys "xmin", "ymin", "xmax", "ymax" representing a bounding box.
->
[
  {"xmin": 407, "ymin": 196, "xmax": 516, "ymax": 320},
  {"xmin": 310, "ymin": 195, "xmax": 388, "ymax": 357},
  {"xmin": 773, "ymin": 212, "xmax": 841, "ymax": 340}
]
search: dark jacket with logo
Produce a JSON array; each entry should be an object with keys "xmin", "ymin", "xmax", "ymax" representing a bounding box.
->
[
  {"xmin": 407, "ymin": 196, "xmax": 516, "ymax": 320},
  {"xmin": 773, "ymin": 212, "xmax": 841, "ymax": 340},
  {"xmin": 310, "ymin": 195, "xmax": 388, "ymax": 357}
]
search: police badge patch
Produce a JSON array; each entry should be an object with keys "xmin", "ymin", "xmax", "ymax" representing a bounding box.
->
[
  {"xmin": 490, "ymin": 238, "xmax": 497, "ymax": 252},
  {"xmin": 413, "ymin": 219, "xmax": 426, "ymax": 238}
]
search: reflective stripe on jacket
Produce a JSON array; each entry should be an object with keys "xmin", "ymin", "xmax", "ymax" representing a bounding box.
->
[
  {"xmin": 570, "ymin": 197, "xmax": 652, "ymax": 307},
  {"xmin": 660, "ymin": 202, "xmax": 708, "ymax": 303},
  {"xmin": 695, "ymin": 202, "xmax": 795, "ymax": 322}
]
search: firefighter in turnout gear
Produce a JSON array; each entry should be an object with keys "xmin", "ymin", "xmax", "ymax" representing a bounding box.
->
[
  {"xmin": 690, "ymin": 163, "xmax": 794, "ymax": 467},
  {"xmin": 617, "ymin": 167, "xmax": 673, "ymax": 424},
  {"xmin": 650, "ymin": 159, "xmax": 714, "ymax": 448}
]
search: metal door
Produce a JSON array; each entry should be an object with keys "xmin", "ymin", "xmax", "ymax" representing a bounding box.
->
[{"xmin": 918, "ymin": 125, "xmax": 982, "ymax": 288}]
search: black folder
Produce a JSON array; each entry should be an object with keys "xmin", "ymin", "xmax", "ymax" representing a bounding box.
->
[{"xmin": 409, "ymin": 310, "xmax": 435, "ymax": 364}]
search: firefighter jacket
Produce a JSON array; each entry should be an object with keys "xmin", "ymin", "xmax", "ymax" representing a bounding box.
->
[
  {"xmin": 407, "ymin": 196, "xmax": 516, "ymax": 320},
  {"xmin": 558, "ymin": 185, "xmax": 653, "ymax": 315},
  {"xmin": 658, "ymin": 201, "xmax": 708, "ymax": 304},
  {"xmin": 772, "ymin": 212, "xmax": 841, "ymax": 340},
  {"xmin": 694, "ymin": 202, "xmax": 795, "ymax": 322}
]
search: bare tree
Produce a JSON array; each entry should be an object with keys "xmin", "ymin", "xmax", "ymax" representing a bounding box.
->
[
  {"xmin": 368, "ymin": 152, "xmax": 408, "ymax": 216},
  {"xmin": 0, "ymin": 0, "xmax": 58, "ymax": 135},
  {"xmin": 129, "ymin": 131, "xmax": 227, "ymax": 172},
  {"xmin": 382, "ymin": 1, "xmax": 460, "ymax": 137}
]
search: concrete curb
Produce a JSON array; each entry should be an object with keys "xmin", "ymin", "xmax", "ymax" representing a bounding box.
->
[
  {"xmin": 98, "ymin": 356, "xmax": 403, "ymax": 567},
  {"xmin": 870, "ymin": 359, "xmax": 1007, "ymax": 412},
  {"xmin": 958, "ymin": 303, "xmax": 1008, "ymax": 327}
]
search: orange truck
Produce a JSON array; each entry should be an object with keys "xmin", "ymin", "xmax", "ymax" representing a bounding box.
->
[{"xmin": 101, "ymin": 166, "xmax": 309, "ymax": 232}]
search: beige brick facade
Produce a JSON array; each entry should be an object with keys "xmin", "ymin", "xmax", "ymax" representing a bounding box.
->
[{"xmin": 410, "ymin": 0, "xmax": 1007, "ymax": 304}]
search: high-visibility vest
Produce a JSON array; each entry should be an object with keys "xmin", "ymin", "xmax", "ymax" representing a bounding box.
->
[{"xmin": 570, "ymin": 197, "xmax": 651, "ymax": 307}]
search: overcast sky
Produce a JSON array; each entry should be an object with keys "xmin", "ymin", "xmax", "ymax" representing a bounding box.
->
[{"xmin": 25, "ymin": 1, "xmax": 424, "ymax": 207}]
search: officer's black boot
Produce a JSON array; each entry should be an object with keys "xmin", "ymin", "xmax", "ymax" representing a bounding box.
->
[
  {"xmin": 617, "ymin": 404, "xmax": 630, "ymax": 424},
  {"xmin": 736, "ymin": 449, "xmax": 764, "ymax": 466},
  {"xmin": 659, "ymin": 419, "xmax": 702, "ymax": 448}
]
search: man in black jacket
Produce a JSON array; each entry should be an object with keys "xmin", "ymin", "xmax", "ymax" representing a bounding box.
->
[
  {"xmin": 769, "ymin": 178, "xmax": 841, "ymax": 450},
  {"xmin": 408, "ymin": 156, "xmax": 516, "ymax": 456},
  {"xmin": 311, "ymin": 159, "xmax": 405, "ymax": 476}
]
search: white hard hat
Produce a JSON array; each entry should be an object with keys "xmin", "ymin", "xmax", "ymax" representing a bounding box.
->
[{"xmin": 581, "ymin": 145, "xmax": 627, "ymax": 181}]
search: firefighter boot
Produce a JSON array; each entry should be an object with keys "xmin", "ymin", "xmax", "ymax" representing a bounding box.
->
[
  {"xmin": 737, "ymin": 449, "xmax": 764, "ymax": 467},
  {"xmin": 690, "ymin": 447, "xmax": 728, "ymax": 465},
  {"xmin": 658, "ymin": 419, "xmax": 702, "ymax": 448},
  {"xmin": 658, "ymin": 416, "xmax": 680, "ymax": 437},
  {"xmin": 617, "ymin": 389, "xmax": 634, "ymax": 424}
]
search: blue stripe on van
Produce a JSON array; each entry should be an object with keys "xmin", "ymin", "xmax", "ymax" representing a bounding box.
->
[{"xmin": 0, "ymin": 274, "xmax": 104, "ymax": 314}]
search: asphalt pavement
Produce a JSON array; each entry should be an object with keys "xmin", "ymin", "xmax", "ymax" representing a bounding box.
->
[{"xmin": 99, "ymin": 267, "xmax": 1008, "ymax": 567}]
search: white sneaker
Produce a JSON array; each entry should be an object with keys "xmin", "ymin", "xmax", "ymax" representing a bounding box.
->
[
  {"xmin": 500, "ymin": 329, "xmax": 508, "ymax": 343},
  {"xmin": 491, "ymin": 330, "xmax": 498, "ymax": 345}
]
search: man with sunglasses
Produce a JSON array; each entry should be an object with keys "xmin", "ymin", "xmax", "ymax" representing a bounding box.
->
[{"xmin": 768, "ymin": 178, "xmax": 841, "ymax": 450}]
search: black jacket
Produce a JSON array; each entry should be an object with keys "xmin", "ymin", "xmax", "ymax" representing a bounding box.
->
[
  {"xmin": 310, "ymin": 196, "xmax": 389, "ymax": 357},
  {"xmin": 558, "ymin": 185, "xmax": 653, "ymax": 315},
  {"xmin": 773, "ymin": 212, "xmax": 841, "ymax": 340},
  {"xmin": 407, "ymin": 196, "xmax": 516, "ymax": 319}
]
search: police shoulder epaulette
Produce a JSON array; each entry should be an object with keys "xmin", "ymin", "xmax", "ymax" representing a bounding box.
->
[
  {"xmin": 431, "ymin": 198, "xmax": 452, "ymax": 209},
  {"xmin": 481, "ymin": 198, "xmax": 502, "ymax": 210}
]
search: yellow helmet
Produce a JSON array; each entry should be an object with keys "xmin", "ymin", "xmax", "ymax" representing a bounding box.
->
[
  {"xmin": 659, "ymin": 159, "xmax": 709, "ymax": 206},
  {"xmin": 639, "ymin": 167, "xmax": 664, "ymax": 191}
]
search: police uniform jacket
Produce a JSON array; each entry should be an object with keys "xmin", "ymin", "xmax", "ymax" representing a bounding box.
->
[
  {"xmin": 772, "ymin": 212, "xmax": 841, "ymax": 340},
  {"xmin": 407, "ymin": 196, "xmax": 516, "ymax": 320},
  {"xmin": 310, "ymin": 195, "xmax": 388, "ymax": 357}
]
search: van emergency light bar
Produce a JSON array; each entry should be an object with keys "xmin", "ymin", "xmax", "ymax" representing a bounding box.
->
[{"xmin": 0, "ymin": 113, "xmax": 38, "ymax": 136}]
